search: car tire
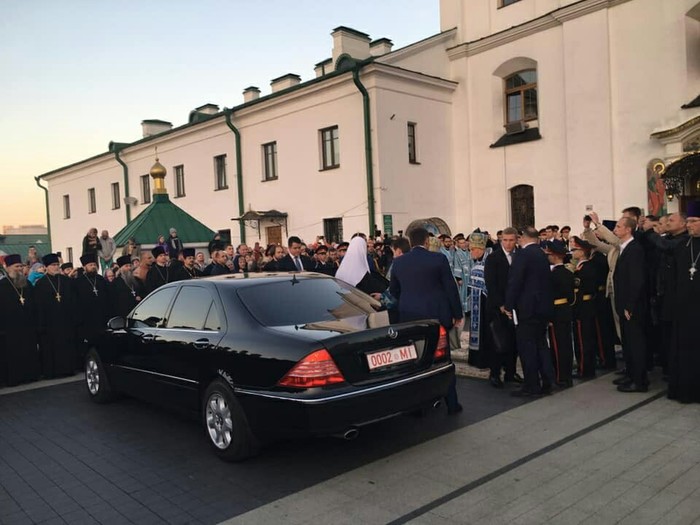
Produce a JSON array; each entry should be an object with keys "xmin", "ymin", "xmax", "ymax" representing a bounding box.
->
[
  {"xmin": 85, "ymin": 349, "xmax": 115, "ymax": 403},
  {"xmin": 203, "ymin": 380, "xmax": 259, "ymax": 461}
]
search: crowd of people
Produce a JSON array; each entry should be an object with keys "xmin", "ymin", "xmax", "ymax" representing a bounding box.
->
[{"xmin": 1, "ymin": 203, "xmax": 698, "ymax": 408}]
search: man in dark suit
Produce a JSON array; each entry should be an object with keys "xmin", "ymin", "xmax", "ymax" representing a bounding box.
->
[
  {"xmin": 390, "ymin": 227, "xmax": 464, "ymax": 414},
  {"xmin": 504, "ymin": 227, "xmax": 555, "ymax": 396},
  {"xmin": 277, "ymin": 236, "xmax": 314, "ymax": 272},
  {"xmin": 613, "ymin": 216, "xmax": 648, "ymax": 392},
  {"xmin": 484, "ymin": 226, "xmax": 520, "ymax": 387}
]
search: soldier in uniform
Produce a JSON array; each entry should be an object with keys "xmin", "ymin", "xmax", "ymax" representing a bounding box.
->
[
  {"xmin": 544, "ymin": 240, "xmax": 575, "ymax": 387},
  {"xmin": 589, "ymin": 244, "xmax": 617, "ymax": 370},
  {"xmin": 74, "ymin": 254, "xmax": 111, "ymax": 367},
  {"xmin": 111, "ymin": 255, "xmax": 141, "ymax": 317},
  {"xmin": 570, "ymin": 237, "xmax": 599, "ymax": 380},
  {"xmin": 0, "ymin": 254, "xmax": 40, "ymax": 386},
  {"xmin": 34, "ymin": 253, "xmax": 77, "ymax": 378}
]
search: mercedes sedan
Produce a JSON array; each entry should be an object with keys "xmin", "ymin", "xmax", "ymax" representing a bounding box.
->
[{"xmin": 86, "ymin": 273, "xmax": 454, "ymax": 461}]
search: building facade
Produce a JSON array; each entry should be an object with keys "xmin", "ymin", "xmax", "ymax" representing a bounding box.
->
[{"xmin": 39, "ymin": 0, "xmax": 700, "ymax": 259}]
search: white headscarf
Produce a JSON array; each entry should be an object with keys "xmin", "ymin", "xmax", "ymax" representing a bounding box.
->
[{"xmin": 335, "ymin": 236, "xmax": 370, "ymax": 287}]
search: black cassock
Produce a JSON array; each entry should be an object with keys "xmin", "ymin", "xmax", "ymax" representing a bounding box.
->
[
  {"xmin": 74, "ymin": 272, "xmax": 111, "ymax": 365},
  {"xmin": 668, "ymin": 237, "xmax": 700, "ymax": 403},
  {"xmin": 34, "ymin": 274, "xmax": 77, "ymax": 378},
  {"xmin": 0, "ymin": 278, "xmax": 40, "ymax": 386},
  {"xmin": 110, "ymin": 276, "xmax": 139, "ymax": 318}
]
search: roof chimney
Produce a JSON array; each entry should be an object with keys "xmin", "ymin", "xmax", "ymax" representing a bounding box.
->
[
  {"xmin": 141, "ymin": 119, "xmax": 172, "ymax": 138},
  {"xmin": 332, "ymin": 26, "xmax": 371, "ymax": 68},
  {"xmin": 195, "ymin": 103, "xmax": 219, "ymax": 115},
  {"xmin": 270, "ymin": 74, "xmax": 301, "ymax": 93},
  {"xmin": 314, "ymin": 58, "xmax": 332, "ymax": 78},
  {"xmin": 370, "ymin": 38, "xmax": 393, "ymax": 57},
  {"xmin": 243, "ymin": 86, "xmax": 260, "ymax": 103}
]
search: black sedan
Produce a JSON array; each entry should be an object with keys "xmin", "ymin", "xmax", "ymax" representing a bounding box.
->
[{"xmin": 86, "ymin": 273, "xmax": 454, "ymax": 461}]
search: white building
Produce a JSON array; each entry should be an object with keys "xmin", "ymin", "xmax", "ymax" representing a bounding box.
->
[{"xmin": 39, "ymin": 0, "xmax": 700, "ymax": 260}]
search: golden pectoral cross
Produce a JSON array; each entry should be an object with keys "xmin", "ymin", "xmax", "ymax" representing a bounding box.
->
[
  {"xmin": 56, "ymin": 293, "xmax": 62, "ymax": 303},
  {"xmin": 19, "ymin": 296, "xmax": 25, "ymax": 306}
]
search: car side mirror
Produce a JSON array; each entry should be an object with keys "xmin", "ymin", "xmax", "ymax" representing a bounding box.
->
[{"xmin": 108, "ymin": 316, "xmax": 127, "ymax": 330}]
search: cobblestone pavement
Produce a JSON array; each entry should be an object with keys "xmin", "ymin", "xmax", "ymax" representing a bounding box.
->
[{"xmin": 0, "ymin": 372, "xmax": 530, "ymax": 525}]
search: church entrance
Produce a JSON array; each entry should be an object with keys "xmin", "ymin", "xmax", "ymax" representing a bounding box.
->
[
  {"xmin": 266, "ymin": 225, "xmax": 282, "ymax": 246},
  {"xmin": 510, "ymin": 184, "xmax": 535, "ymax": 230}
]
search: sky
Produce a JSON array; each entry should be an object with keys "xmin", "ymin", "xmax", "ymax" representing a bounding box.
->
[{"xmin": 0, "ymin": 0, "xmax": 439, "ymax": 229}]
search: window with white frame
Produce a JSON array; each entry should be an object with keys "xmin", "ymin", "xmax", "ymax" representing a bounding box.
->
[
  {"xmin": 111, "ymin": 182, "xmax": 120, "ymax": 209},
  {"xmin": 63, "ymin": 195, "xmax": 71, "ymax": 219},
  {"xmin": 174, "ymin": 165, "xmax": 185, "ymax": 197},
  {"xmin": 320, "ymin": 126, "xmax": 340, "ymax": 169},
  {"xmin": 214, "ymin": 154, "xmax": 228, "ymax": 190},
  {"xmin": 87, "ymin": 188, "xmax": 96, "ymax": 214},
  {"xmin": 141, "ymin": 175, "xmax": 151, "ymax": 204},
  {"xmin": 262, "ymin": 142, "xmax": 278, "ymax": 181}
]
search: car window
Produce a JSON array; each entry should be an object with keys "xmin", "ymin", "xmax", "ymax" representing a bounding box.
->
[
  {"xmin": 237, "ymin": 277, "xmax": 376, "ymax": 327},
  {"xmin": 204, "ymin": 302, "xmax": 221, "ymax": 331},
  {"xmin": 166, "ymin": 286, "xmax": 215, "ymax": 330},
  {"xmin": 130, "ymin": 287, "xmax": 177, "ymax": 328}
]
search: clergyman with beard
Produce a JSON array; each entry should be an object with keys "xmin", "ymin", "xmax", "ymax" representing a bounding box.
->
[
  {"xmin": 0, "ymin": 254, "xmax": 40, "ymax": 386},
  {"xmin": 34, "ymin": 253, "xmax": 78, "ymax": 378},
  {"xmin": 74, "ymin": 253, "xmax": 110, "ymax": 367},
  {"xmin": 111, "ymin": 255, "xmax": 141, "ymax": 317}
]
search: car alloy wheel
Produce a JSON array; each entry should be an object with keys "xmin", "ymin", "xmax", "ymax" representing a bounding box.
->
[
  {"xmin": 206, "ymin": 393, "xmax": 234, "ymax": 450},
  {"xmin": 86, "ymin": 356, "xmax": 100, "ymax": 395}
]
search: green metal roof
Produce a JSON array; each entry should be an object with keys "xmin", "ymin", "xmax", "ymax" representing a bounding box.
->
[
  {"xmin": 113, "ymin": 193, "xmax": 215, "ymax": 247},
  {"xmin": 0, "ymin": 234, "xmax": 52, "ymax": 257}
]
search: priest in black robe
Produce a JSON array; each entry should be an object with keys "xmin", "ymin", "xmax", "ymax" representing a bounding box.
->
[
  {"xmin": 181, "ymin": 248, "xmax": 202, "ymax": 278},
  {"xmin": 0, "ymin": 254, "xmax": 40, "ymax": 386},
  {"xmin": 74, "ymin": 254, "xmax": 110, "ymax": 366},
  {"xmin": 668, "ymin": 201, "xmax": 700, "ymax": 404},
  {"xmin": 146, "ymin": 246, "xmax": 175, "ymax": 293},
  {"xmin": 111, "ymin": 255, "xmax": 141, "ymax": 318},
  {"xmin": 34, "ymin": 253, "xmax": 78, "ymax": 378}
]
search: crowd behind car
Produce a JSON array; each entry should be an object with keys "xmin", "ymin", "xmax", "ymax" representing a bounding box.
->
[{"xmin": 1, "ymin": 202, "xmax": 698, "ymax": 408}]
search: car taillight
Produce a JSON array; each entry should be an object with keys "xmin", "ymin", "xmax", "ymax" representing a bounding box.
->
[
  {"xmin": 277, "ymin": 348, "xmax": 346, "ymax": 388},
  {"xmin": 434, "ymin": 326, "xmax": 448, "ymax": 361}
]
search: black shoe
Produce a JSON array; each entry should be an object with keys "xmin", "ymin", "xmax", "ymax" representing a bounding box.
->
[
  {"xmin": 612, "ymin": 376, "xmax": 632, "ymax": 386},
  {"xmin": 489, "ymin": 376, "xmax": 504, "ymax": 389},
  {"xmin": 614, "ymin": 368, "xmax": 627, "ymax": 376},
  {"xmin": 540, "ymin": 384, "xmax": 553, "ymax": 396},
  {"xmin": 572, "ymin": 372, "xmax": 595, "ymax": 381},
  {"xmin": 447, "ymin": 403, "xmax": 463, "ymax": 415},
  {"xmin": 617, "ymin": 383, "xmax": 649, "ymax": 393},
  {"xmin": 504, "ymin": 373, "xmax": 524, "ymax": 384},
  {"xmin": 556, "ymin": 379, "xmax": 573, "ymax": 388}
]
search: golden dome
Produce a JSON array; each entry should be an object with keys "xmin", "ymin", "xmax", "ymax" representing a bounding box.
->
[{"xmin": 150, "ymin": 159, "xmax": 167, "ymax": 179}]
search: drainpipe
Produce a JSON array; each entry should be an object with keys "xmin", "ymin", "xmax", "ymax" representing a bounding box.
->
[
  {"xmin": 352, "ymin": 65, "xmax": 376, "ymax": 235},
  {"xmin": 34, "ymin": 176, "xmax": 51, "ymax": 247},
  {"xmin": 113, "ymin": 146, "xmax": 132, "ymax": 223},
  {"xmin": 224, "ymin": 108, "xmax": 246, "ymax": 243}
]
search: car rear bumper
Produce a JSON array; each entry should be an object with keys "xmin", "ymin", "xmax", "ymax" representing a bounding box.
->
[{"xmin": 235, "ymin": 363, "xmax": 454, "ymax": 438}]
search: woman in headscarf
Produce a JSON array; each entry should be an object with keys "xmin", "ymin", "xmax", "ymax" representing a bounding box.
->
[
  {"xmin": 155, "ymin": 235, "xmax": 169, "ymax": 256},
  {"xmin": 335, "ymin": 236, "xmax": 388, "ymax": 295},
  {"xmin": 28, "ymin": 263, "xmax": 46, "ymax": 286}
]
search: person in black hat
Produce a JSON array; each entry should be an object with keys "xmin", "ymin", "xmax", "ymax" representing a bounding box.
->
[
  {"xmin": 570, "ymin": 237, "xmax": 600, "ymax": 380},
  {"xmin": 544, "ymin": 240, "xmax": 575, "ymax": 388},
  {"xmin": 667, "ymin": 201, "xmax": 700, "ymax": 403},
  {"xmin": 74, "ymin": 254, "xmax": 110, "ymax": 368},
  {"xmin": 146, "ymin": 245, "xmax": 174, "ymax": 293},
  {"xmin": 111, "ymin": 255, "xmax": 141, "ymax": 317},
  {"xmin": 34, "ymin": 253, "xmax": 78, "ymax": 378},
  {"xmin": 312, "ymin": 244, "xmax": 335, "ymax": 276},
  {"xmin": 0, "ymin": 254, "xmax": 40, "ymax": 386},
  {"xmin": 61, "ymin": 262, "xmax": 76, "ymax": 278},
  {"xmin": 181, "ymin": 248, "xmax": 202, "ymax": 278}
]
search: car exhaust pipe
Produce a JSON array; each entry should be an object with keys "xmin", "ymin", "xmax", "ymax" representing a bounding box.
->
[
  {"xmin": 432, "ymin": 399, "xmax": 442, "ymax": 409},
  {"xmin": 339, "ymin": 427, "xmax": 359, "ymax": 440}
]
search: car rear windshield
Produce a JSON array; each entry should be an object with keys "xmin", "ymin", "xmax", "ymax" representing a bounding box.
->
[{"xmin": 237, "ymin": 277, "xmax": 378, "ymax": 327}]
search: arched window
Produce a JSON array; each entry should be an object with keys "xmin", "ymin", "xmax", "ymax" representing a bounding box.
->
[
  {"xmin": 504, "ymin": 70, "xmax": 538, "ymax": 124},
  {"xmin": 510, "ymin": 185, "xmax": 535, "ymax": 230}
]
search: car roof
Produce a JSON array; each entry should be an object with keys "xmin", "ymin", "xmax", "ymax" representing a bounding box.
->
[{"xmin": 189, "ymin": 271, "xmax": 334, "ymax": 289}]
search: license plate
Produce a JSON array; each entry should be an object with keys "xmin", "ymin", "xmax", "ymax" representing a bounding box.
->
[{"xmin": 367, "ymin": 344, "xmax": 417, "ymax": 370}]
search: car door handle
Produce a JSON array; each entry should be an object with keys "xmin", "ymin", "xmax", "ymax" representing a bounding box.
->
[
  {"xmin": 193, "ymin": 338, "xmax": 210, "ymax": 350},
  {"xmin": 141, "ymin": 334, "xmax": 156, "ymax": 342}
]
